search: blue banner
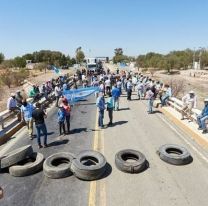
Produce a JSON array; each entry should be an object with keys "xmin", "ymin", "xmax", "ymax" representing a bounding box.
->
[
  {"xmin": 63, "ymin": 87, "xmax": 99, "ymax": 104},
  {"xmin": 52, "ymin": 65, "xmax": 61, "ymax": 74}
]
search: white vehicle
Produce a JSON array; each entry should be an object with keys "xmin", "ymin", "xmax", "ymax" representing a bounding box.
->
[{"xmin": 86, "ymin": 58, "xmax": 97, "ymax": 72}]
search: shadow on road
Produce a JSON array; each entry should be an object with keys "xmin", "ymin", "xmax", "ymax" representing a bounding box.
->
[
  {"xmin": 152, "ymin": 110, "xmax": 162, "ymax": 114},
  {"xmin": 78, "ymin": 102, "xmax": 96, "ymax": 106},
  {"xmin": 70, "ymin": 128, "xmax": 87, "ymax": 134},
  {"xmin": 48, "ymin": 139, "xmax": 69, "ymax": 147},
  {"xmin": 119, "ymin": 107, "xmax": 130, "ymax": 111},
  {"xmin": 111, "ymin": 121, "xmax": 128, "ymax": 127}
]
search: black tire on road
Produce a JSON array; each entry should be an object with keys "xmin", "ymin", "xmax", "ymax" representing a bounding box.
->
[
  {"xmin": 9, "ymin": 152, "xmax": 44, "ymax": 177},
  {"xmin": 115, "ymin": 149, "xmax": 147, "ymax": 173},
  {"xmin": 158, "ymin": 144, "xmax": 192, "ymax": 165},
  {"xmin": 43, "ymin": 152, "xmax": 75, "ymax": 179},
  {"xmin": 0, "ymin": 145, "xmax": 33, "ymax": 169},
  {"xmin": 71, "ymin": 150, "xmax": 107, "ymax": 181}
]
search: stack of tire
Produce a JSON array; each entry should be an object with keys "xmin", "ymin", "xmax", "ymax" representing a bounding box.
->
[
  {"xmin": 43, "ymin": 150, "xmax": 107, "ymax": 180},
  {"xmin": 0, "ymin": 145, "xmax": 44, "ymax": 177}
]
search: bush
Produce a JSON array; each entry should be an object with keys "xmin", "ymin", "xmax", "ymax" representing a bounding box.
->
[{"xmin": 0, "ymin": 68, "xmax": 29, "ymax": 88}]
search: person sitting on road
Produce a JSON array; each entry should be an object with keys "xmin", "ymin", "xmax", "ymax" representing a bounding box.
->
[
  {"xmin": 106, "ymin": 93, "xmax": 114, "ymax": 126},
  {"xmin": 32, "ymin": 102, "xmax": 48, "ymax": 148},
  {"xmin": 112, "ymin": 84, "xmax": 121, "ymax": 111},
  {"xmin": 96, "ymin": 92, "xmax": 105, "ymax": 128},
  {"xmin": 57, "ymin": 105, "xmax": 66, "ymax": 136},
  {"xmin": 21, "ymin": 99, "xmax": 35, "ymax": 140},
  {"xmin": 161, "ymin": 84, "xmax": 172, "ymax": 106},
  {"xmin": 197, "ymin": 98, "xmax": 208, "ymax": 134},
  {"xmin": 181, "ymin": 91, "xmax": 197, "ymax": 120}
]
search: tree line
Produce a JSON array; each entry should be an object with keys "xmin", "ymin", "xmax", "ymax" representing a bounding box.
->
[
  {"xmin": 112, "ymin": 48, "xmax": 208, "ymax": 72},
  {"xmin": 0, "ymin": 50, "xmax": 78, "ymax": 69}
]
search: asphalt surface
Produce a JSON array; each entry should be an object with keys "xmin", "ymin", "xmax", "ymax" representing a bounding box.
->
[
  {"xmin": 98, "ymin": 92, "xmax": 208, "ymax": 206},
  {"xmin": 2, "ymin": 90, "xmax": 208, "ymax": 206},
  {"xmin": 0, "ymin": 95, "xmax": 97, "ymax": 206}
]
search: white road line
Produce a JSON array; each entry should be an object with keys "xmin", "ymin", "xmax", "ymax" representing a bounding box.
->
[{"xmin": 158, "ymin": 114, "xmax": 208, "ymax": 164}]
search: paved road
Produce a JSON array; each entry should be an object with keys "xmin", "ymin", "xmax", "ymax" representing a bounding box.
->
[
  {"xmin": 95, "ymin": 92, "xmax": 208, "ymax": 206},
  {"xmin": 0, "ymin": 96, "xmax": 97, "ymax": 206},
  {"xmin": 1, "ymin": 91, "xmax": 208, "ymax": 206}
]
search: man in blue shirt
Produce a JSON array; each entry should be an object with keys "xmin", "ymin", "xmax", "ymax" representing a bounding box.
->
[
  {"xmin": 21, "ymin": 99, "xmax": 34, "ymax": 139},
  {"xmin": 96, "ymin": 92, "xmax": 105, "ymax": 128},
  {"xmin": 197, "ymin": 99, "xmax": 208, "ymax": 134},
  {"xmin": 111, "ymin": 85, "xmax": 121, "ymax": 111}
]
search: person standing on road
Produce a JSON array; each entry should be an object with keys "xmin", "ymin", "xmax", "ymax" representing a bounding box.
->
[
  {"xmin": 105, "ymin": 77, "xmax": 111, "ymax": 95},
  {"xmin": 112, "ymin": 84, "xmax": 120, "ymax": 111},
  {"xmin": 21, "ymin": 99, "xmax": 34, "ymax": 140},
  {"xmin": 32, "ymin": 102, "xmax": 48, "ymax": 148},
  {"xmin": 58, "ymin": 105, "xmax": 66, "ymax": 136},
  {"xmin": 96, "ymin": 92, "xmax": 105, "ymax": 128},
  {"xmin": 145, "ymin": 88, "xmax": 154, "ymax": 114},
  {"xmin": 181, "ymin": 91, "xmax": 197, "ymax": 120},
  {"xmin": 127, "ymin": 79, "xmax": 133, "ymax": 101},
  {"xmin": 107, "ymin": 93, "xmax": 114, "ymax": 126},
  {"xmin": 197, "ymin": 99, "xmax": 208, "ymax": 134},
  {"xmin": 63, "ymin": 99, "xmax": 71, "ymax": 134},
  {"xmin": 55, "ymin": 84, "xmax": 62, "ymax": 107}
]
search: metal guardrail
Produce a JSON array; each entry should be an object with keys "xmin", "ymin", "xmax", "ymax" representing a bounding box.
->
[{"xmin": 168, "ymin": 97, "xmax": 201, "ymax": 121}]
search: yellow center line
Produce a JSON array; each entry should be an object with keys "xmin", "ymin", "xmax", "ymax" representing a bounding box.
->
[
  {"xmin": 88, "ymin": 109, "xmax": 99, "ymax": 206},
  {"xmin": 88, "ymin": 109, "xmax": 106, "ymax": 206}
]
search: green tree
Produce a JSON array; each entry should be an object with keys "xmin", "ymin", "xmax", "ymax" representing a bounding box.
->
[
  {"xmin": 113, "ymin": 48, "xmax": 129, "ymax": 63},
  {"xmin": 76, "ymin": 47, "xmax": 85, "ymax": 63},
  {"xmin": 0, "ymin": 53, "xmax": 5, "ymax": 64},
  {"xmin": 13, "ymin": 57, "xmax": 26, "ymax": 68}
]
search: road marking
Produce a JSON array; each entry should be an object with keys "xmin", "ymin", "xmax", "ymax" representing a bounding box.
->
[
  {"xmin": 158, "ymin": 114, "xmax": 208, "ymax": 164},
  {"xmin": 88, "ymin": 109, "xmax": 99, "ymax": 206},
  {"xmin": 88, "ymin": 109, "xmax": 106, "ymax": 206}
]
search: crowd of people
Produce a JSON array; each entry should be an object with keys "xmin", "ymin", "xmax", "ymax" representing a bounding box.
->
[
  {"xmin": 6, "ymin": 73, "xmax": 74, "ymax": 148},
  {"xmin": 93, "ymin": 68, "xmax": 208, "ymax": 134},
  {"xmin": 5, "ymin": 66, "xmax": 208, "ymax": 149}
]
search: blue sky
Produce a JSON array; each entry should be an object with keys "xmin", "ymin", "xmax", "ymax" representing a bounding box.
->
[{"xmin": 0, "ymin": 0, "xmax": 208, "ymax": 58}]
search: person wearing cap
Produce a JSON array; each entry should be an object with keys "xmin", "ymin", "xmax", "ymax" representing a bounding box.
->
[
  {"xmin": 7, "ymin": 93, "xmax": 20, "ymax": 113},
  {"xmin": 21, "ymin": 99, "xmax": 34, "ymax": 139},
  {"xmin": 96, "ymin": 92, "xmax": 106, "ymax": 128},
  {"xmin": 181, "ymin": 91, "xmax": 197, "ymax": 120},
  {"xmin": 197, "ymin": 98, "xmax": 208, "ymax": 134}
]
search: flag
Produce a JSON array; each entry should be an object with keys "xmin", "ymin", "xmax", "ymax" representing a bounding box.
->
[
  {"xmin": 63, "ymin": 87, "xmax": 99, "ymax": 104},
  {"xmin": 52, "ymin": 65, "xmax": 61, "ymax": 75}
]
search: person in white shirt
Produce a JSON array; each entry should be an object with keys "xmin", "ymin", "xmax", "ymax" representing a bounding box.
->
[
  {"xmin": 7, "ymin": 93, "xmax": 19, "ymax": 111},
  {"xmin": 105, "ymin": 78, "xmax": 111, "ymax": 94},
  {"xmin": 181, "ymin": 91, "xmax": 197, "ymax": 120}
]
